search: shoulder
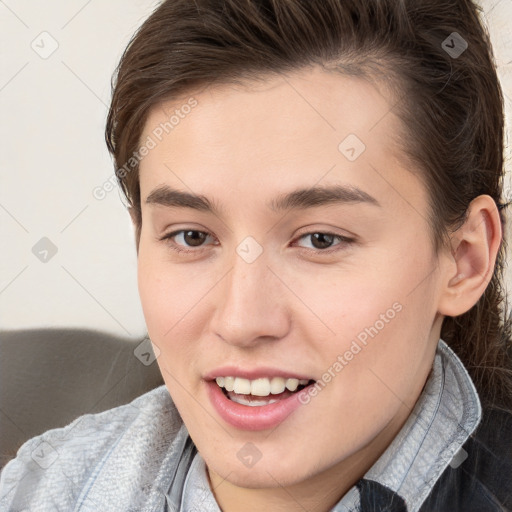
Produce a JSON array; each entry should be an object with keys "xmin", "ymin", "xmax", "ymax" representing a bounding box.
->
[
  {"xmin": 420, "ymin": 404, "xmax": 512, "ymax": 511},
  {"xmin": 0, "ymin": 384, "xmax": 183, "ymax": 510}
]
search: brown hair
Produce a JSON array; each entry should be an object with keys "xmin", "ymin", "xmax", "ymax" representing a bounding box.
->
[{"xmin": 105, "ymin": 0, "xmax": 512, "ymax": 409}]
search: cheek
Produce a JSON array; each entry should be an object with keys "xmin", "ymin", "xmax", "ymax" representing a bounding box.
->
[
  {"xmin": 292, "ymin": 260, "xmax": 404, "ymax": 347},
  {"xmin": 137, "ymin": 252, "xmax": 204, "ymax": 337},
  {"xmin": 300, "ymin": 252, "xmax": 436, "ymax": 393},
  {"xmin": 137, "ymin": 259, "xmax": 204, "ymax": 399},
  {"xmin": 137, "ymin": 259, "xmax": 171, "ymax": 337}
]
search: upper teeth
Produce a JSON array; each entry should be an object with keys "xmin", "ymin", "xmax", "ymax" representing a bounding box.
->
[{"xmin": 215, "ymin": 376, "xmax": 310, "ymax": 396}]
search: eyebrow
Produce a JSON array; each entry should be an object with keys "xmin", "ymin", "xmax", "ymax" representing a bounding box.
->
[{"xmin": 145, "ymin": 183, "xmax": 380, "ymax": 215}]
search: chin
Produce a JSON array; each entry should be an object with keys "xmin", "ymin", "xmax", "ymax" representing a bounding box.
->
[{"xmin": 206, "ymin": 454, "xmax": 318, "ymax": 489}]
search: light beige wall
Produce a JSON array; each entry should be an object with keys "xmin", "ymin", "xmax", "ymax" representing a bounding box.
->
[{"xmin": 1, "ymin": 0, "xmax": 511, "ymax": 336}]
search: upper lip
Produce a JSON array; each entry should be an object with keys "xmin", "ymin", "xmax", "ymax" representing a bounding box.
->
[{"xmin": 203, "ymin": 366, "xmax": 315, "ymax": 381}]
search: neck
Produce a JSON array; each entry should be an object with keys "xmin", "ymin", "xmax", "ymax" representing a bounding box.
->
[{"xmin": 207, "ymin": 399, "xmax": 415, "ymax": 512}]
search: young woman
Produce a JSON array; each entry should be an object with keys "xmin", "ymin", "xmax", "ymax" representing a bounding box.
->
[{"xmin": 1, "ymin": 0, "xmax": 511, "ymax": 510}]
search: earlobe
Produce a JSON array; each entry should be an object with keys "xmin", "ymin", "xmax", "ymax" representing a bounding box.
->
[{"xmin": 438, "ymin": 195, "xmax": 502, "ymax": 317}]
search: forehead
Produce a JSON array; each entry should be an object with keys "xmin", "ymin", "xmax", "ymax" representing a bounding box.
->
[
  {"xmin": 137, "ymin": 66, "xmax": 428, "ymax": 217},
  {"xmin": 140, "ymin": 66, "xmax": 397, "ymax": 153}
]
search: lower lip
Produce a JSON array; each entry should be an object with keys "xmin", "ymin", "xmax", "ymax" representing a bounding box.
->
[{"xmin": 205, "ymin": 380, "xmax": 312, "ymax": 431}]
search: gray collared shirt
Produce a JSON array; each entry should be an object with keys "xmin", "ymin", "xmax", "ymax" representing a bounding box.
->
[
  {"xmin": 0, "ymin": 338, "xmax": 482, "ymax": 511},
  {"xmin": 170, "ymin": 339, "xmax": 482, "ymax": 511}
]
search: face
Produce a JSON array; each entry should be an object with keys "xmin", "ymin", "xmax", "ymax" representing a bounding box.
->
[{"xmin": 136, "ymin": 66, "xmax": 447, "ymax": 492}]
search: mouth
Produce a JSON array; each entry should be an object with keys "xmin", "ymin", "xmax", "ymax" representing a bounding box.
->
[
  {"xmin": 214, "ymin": 376, "xmax": 316, "ymax": 407},
  {"xmin": 204, "ymin": 368, "xmax": 318, "ymax": 430}
]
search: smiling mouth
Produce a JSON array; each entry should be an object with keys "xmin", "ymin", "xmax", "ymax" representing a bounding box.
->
[{"xmin": 215, "ymin": 376, "xmax": 316, "ymax": 406}]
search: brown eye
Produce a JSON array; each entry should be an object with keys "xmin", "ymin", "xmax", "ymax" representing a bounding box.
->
[
  {"xmin": 295, "ymin": 232, "xmax": 353, "ymax": 252},
  {"xmin": 181, "ymin": 230, "xmax": 208, "ymax": 247},
  {"xmin": 309, "ymin": 233, "xmax": 336, "ymax": 249},
  {"xmin": 161, "ymin": 229, "xmax": 216, "ymax": 253}
]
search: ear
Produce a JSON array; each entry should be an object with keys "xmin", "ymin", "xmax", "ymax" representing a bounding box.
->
[{"xmin": 437, "ymin": 194, "xmax": 502, "ymax": 317}]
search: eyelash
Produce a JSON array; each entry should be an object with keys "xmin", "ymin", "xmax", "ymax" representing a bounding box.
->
[{"xmin": 159, "ymin": 229, "xmax": 354, "ymax": 255}]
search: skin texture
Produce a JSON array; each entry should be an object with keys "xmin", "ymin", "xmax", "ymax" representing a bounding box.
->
[{"xmin": 134, "ymin": 66, "xmax": 502, "ymax": 512}]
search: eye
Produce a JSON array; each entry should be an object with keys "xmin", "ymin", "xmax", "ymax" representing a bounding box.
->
[
  {"xmin": 293, "ymin": 232, "xmax": 354, "ymax": 252},
  {"xmin": 160, "ymin": 229, "xmax": 217, "ymax": 253},
  {"xmin": 160, "ymin": 229, "xmax": 354, "ymax": 255}
]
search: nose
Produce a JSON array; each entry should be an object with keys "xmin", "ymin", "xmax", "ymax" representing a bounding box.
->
[{"xmin": 209, "ymin": 250, "xmax": 291, "ymax": 348}]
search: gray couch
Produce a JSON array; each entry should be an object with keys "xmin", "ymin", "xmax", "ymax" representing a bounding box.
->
[{"xmin": 0, "ymin": 328, "xmax": 164, "ymax": 468}]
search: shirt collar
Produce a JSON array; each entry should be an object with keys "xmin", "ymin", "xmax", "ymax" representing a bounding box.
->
[
  {"xmin": 333, "ymin": 337, "xmax": 482, "ymax": 511},
  {"xmin": 180, "ymin": 454, "xmax": 221, "ymax": 512},
  {"xmin": 179, "ymin": 338, "xmax": 482, "ymax": 512}
]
